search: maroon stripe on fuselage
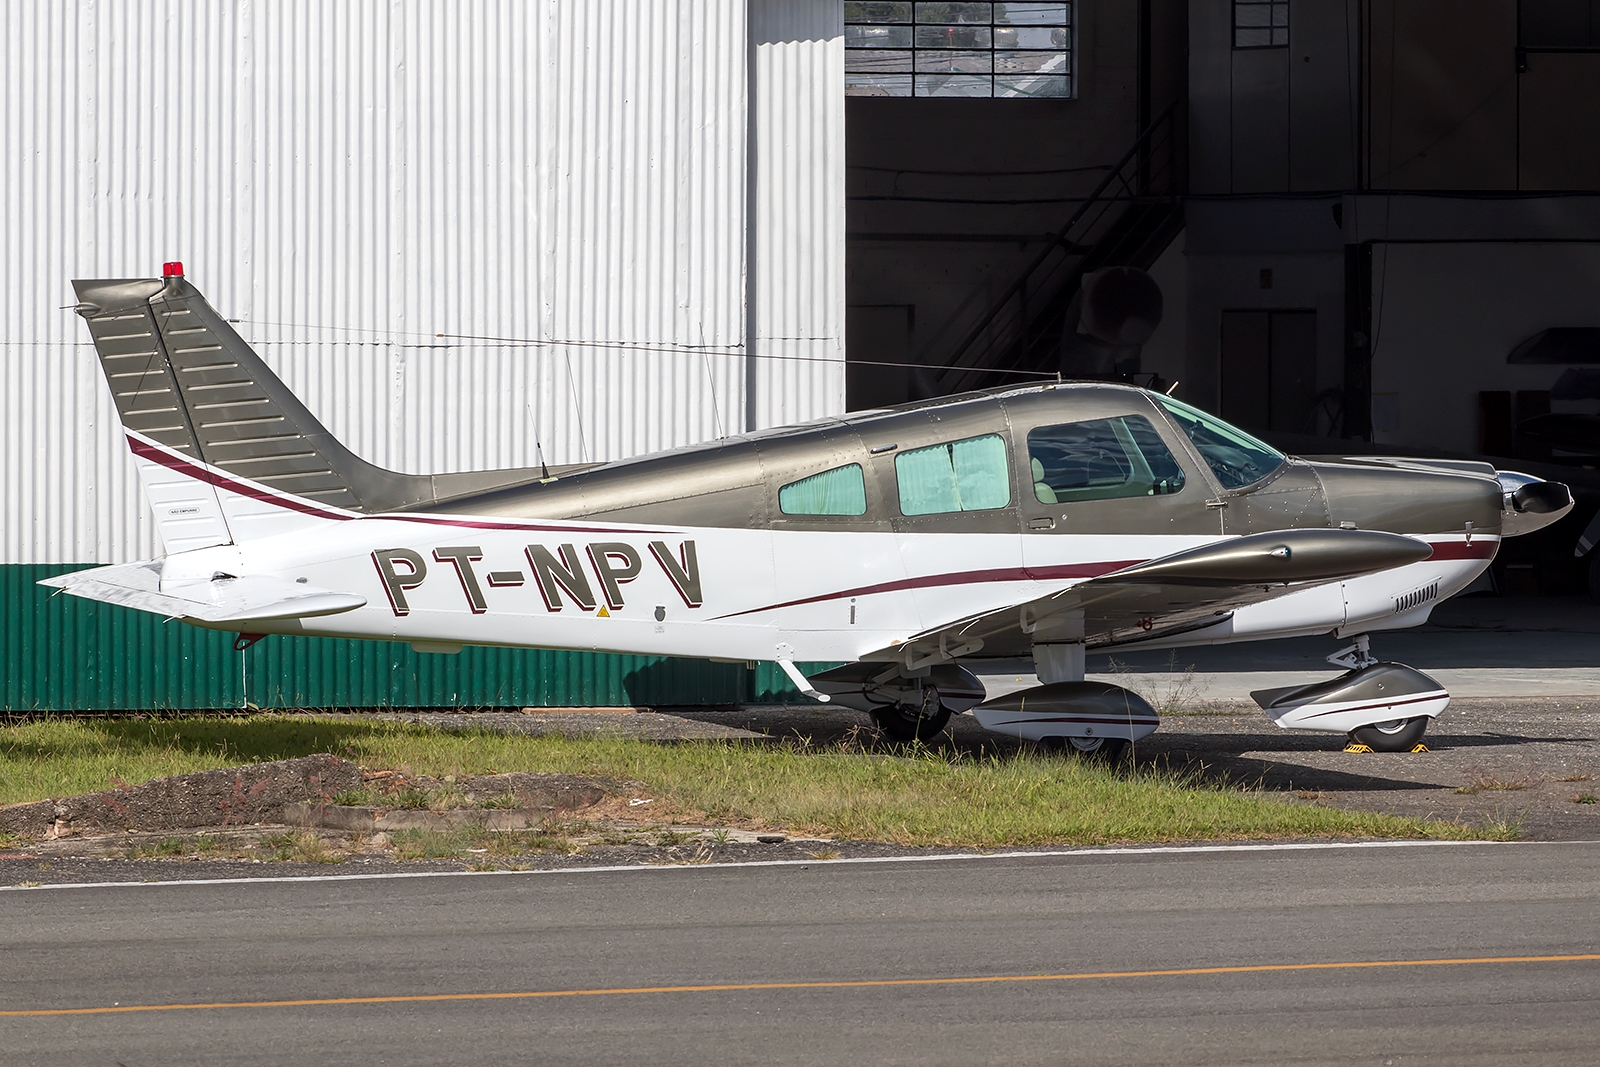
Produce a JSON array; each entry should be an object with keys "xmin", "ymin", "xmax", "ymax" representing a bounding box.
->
[
  {"xmin": 708, "ymin": 560, "xmax": 1145, "ymax": 621},
  {"xmin": 710, "ymin": 534, "xmax": 1488, "ymax": 621},
  {"xmin": 1425, "ymin": 540, "xmax": 1497, "ymax": 560}
]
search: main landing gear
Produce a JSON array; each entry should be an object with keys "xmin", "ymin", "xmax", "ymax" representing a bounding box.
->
[
  {"xmin": 1250, "ymin": 635, "xmax": 1448, "ymax": 753},
  {"xmin": 871, "ymin": 682, "xmax": 953, "ymax": 743},
  {"xmin": 806, "ymin": 663, "xmax": 987, "ymax": 742}
]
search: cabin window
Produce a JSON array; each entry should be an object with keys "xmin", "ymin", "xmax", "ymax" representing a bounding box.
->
[
  {"xmin": 779, "ymin": 464, "xmax": 869, "ymax": 516},
  {"xmin": 1027, "ymin": 416, "xmax": 1186, "ymax": 504},
  {"xmin": 1154, "ymin": 394, "xmax": 1285, "ymax": 490},
  {"xmin": 895, "ymin": 433, "xmax": 1011, "ymax": 515}
]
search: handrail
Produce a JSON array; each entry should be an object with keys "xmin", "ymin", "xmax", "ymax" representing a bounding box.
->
[{"xmin": 931, "ymin": 99, "xmax": 1182, "ymax": 386}]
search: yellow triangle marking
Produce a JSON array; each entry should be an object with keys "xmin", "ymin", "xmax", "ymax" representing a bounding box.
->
[{"xmin": 596, "ymin": 606, "xmax": 610, "ymax": 618}]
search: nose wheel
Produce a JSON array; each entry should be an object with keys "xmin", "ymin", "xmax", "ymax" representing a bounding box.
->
[
  {"xmin": 871, "ymin": 684, "xmax": 952, "ymax": 742},
  {"xmin": 1348, "ymin": 716, "xmax": 1430, "ymax": 753}
]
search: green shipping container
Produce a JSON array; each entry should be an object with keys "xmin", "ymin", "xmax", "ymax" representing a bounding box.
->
[{"xmin": 4, "ymin": 565, "xmax": 817, "ymax": 712}]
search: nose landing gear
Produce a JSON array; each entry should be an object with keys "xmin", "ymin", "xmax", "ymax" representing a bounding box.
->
[
  {"xmin": 1347, "ymin": 715, "xmax": 1431, "ymax": 753},
  {"xmin": 1251, "ymin": 635, "xmax": 1448, "ymax": 752}
]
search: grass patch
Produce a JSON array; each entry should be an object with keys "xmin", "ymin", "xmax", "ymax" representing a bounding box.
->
[
  {"xmin": 125, "ymin": 836, "xmax": 192, "ymax": 859},
  {"xmin": 260, "ymin": 830, "xmax": 342, "ymax": 864},
  {"xmin": 125, "ymin": 833, "xmax": 238, "ymax": 861},
  {"xmin": 0, "ymin": 716, "xmax": 1508, "ymax": 847},
  {"xmin": 387, "ymin": 788, "xmax": 433, "ymax": 810},
  {"xmin": 391, "ymin": 828, "xmax": 464, "ymax": 860}
]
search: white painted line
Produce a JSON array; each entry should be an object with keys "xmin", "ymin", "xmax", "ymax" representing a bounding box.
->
[{"xmin": 0, "ymin": 838, "xmax": 1537, "ymax": 893}]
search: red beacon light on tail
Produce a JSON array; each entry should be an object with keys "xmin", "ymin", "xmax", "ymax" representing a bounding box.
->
[{"xmin": 162, "ymin": 261, "xmax": 184, "ymax": 277}]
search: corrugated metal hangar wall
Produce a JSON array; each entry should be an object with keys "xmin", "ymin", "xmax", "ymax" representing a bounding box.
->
[{"xmin": 1, "ymin": 0, "xmax": 845, "ymax": 710}]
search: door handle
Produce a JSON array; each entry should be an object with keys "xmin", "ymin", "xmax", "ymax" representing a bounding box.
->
[{"xmin": 1027, "ymin": 517, "xmax": 1056, "ymax": 530}]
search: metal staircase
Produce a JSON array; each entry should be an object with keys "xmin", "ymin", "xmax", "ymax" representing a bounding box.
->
[{"xmin": 929, "ymin": 101, "xmax": 1185, "ymax": 396}]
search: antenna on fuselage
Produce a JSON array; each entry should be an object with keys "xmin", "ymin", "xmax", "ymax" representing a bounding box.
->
[{"xmin": 525, "ymin": 403, "xmax": 551, "ymax": 480}]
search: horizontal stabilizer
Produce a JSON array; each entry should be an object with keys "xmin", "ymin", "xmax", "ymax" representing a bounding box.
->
[{"xmin": 40, "ymin": 562, "xmax": 365, "ymax": 624}]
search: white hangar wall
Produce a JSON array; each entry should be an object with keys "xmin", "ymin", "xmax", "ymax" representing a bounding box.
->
[{"xmin": 0, "ymin": 0, "xmax": 844, "ymax": 565}]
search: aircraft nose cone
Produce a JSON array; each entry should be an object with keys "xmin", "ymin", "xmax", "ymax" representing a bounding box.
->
[{"xmin": 1497, "ymin": 469, "xmax": 1574, "ymax": 537}]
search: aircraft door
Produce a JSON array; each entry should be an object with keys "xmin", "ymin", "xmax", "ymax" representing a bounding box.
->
[{"xmin": 1014, "ymin": 408, "xmax": 1214, "ymax": 577}]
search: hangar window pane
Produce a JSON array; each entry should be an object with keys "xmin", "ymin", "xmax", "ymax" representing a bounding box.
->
[
  {"xmin": 779, "ymin": 464, "xmax": 869, "ymax": 516},
  {"xmin": 1028, "ymin": 417, "xmax": 1186, "ymax": 503},
  {"xmin": 845, "ymin": 2, "xmax": 1071, "ymax": 98},
  {"xmin": 896, "ymin": 434, "xmax": 1012, "ymax": 514},
  {"xmin": 1233, "ymin": 0, "xmax": 1288, "ymax": 49}
]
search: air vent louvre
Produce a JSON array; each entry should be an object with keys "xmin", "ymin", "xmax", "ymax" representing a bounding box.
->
[{"xmin": 1393, "ymin": 580, "xmax": 1440, "ymax": 615}]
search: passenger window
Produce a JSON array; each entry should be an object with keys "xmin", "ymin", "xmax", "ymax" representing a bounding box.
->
[
  {"xmin": 1027, "ymin": 416, "xmax": 1186, "ymax": 504},
  {"xmin": 779, "ymin": 463, "xmax": 868, "ymax": 516},
  {"xmin": 895, "ymin": 434, "xmax": 1011, "ymax": 515}
]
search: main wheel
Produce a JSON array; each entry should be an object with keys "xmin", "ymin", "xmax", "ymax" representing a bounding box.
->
[
  {"xmin": 1349, "ymin": 716, "xmax": 1429, "ymax": 753},
  {"xmin": 1042, "ymin": 735, "xmax": 1130, "ymax": 761},
  {"xmin": 871, "ymin": 684, "xmax": 951, "ymax": 742}
]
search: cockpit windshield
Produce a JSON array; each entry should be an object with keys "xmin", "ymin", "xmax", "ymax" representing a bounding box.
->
[{"xmin": 1153, "ymin": 394, "xmax": 1285, "ymax": 490}]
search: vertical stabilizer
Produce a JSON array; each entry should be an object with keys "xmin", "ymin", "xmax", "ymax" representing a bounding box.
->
[
  {"xmin": 72, "ymin": 271, "xmax": 237, "ymax": 552},
  {"xmin": 73, "ymin": 266, "xmax": 435, "ymax": 547},
  {"xmin": 72, "ymin": 265, "xmax": 551, "ymax": 549}
]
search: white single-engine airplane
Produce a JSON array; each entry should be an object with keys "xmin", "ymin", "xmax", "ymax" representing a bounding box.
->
[{"xmin": 49, "ymin": 265, "xmax": 1574, "ymax": 755}]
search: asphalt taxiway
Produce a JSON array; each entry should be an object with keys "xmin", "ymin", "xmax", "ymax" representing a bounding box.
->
[{"xmin": 4, "ymin": 840, "xmax": 1599, "ymax": 1065}]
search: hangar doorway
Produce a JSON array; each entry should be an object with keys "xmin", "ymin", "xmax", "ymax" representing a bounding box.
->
[
  {"xmin": 841, "ymin": 0, "xmax": 1189, "ymax": 409},
  {"xmin": 1220, "ymin": 309, "xmax": 1318, "ymax": 436}
]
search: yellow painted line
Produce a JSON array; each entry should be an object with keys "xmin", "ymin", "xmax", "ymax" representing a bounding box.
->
[{"xmin": 5, "ymin": 953, "xmax": 1600, "ymax": 1018}]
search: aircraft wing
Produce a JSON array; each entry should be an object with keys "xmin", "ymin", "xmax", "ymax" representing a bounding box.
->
[
  {"xmin": 872, "ymin": 528, "xmax": 1434, "ymax": 665},
  {"xmin": 39, "ymin": 561, "xmax": 366, "ymax": 625}
]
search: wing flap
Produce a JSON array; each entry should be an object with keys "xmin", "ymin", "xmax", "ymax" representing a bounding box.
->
[{"xmin": 40, "ymin": 562, "xmax": 365, "ymax": 624}]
